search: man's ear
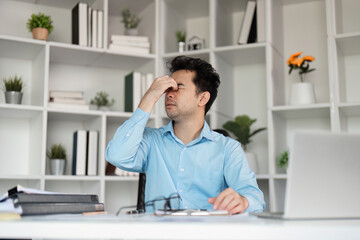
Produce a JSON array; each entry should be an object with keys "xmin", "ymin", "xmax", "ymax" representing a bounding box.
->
[{"xmin": 198, "ymin": 91, "xmax": 210, "ymax": 107}]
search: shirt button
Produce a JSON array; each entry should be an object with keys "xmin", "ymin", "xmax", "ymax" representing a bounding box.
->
[
  {"xmin": 184, "ymin": 147, "xmax": 186, "ymax": 149},
  {"xmin": 179, "ymin": 189, "xmax": 183, "ymax": 193},
  {"xmin": 180, "ymin": 168, "xmax": 184, "ymax": 172},
  {"xmin": 126, "ymin": 134, "xmax": 130, "ymax": 137},
  {"xmin": 185, "ymin": 206, "xmax": 188, "ymax": 209},
  {"xmin": 138, "ymin": 116, "xmax": 142, "ymax": 119}
]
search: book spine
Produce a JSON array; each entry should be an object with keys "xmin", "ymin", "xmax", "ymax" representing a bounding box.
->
[
  {"xmin": 110, "ymin": 35, "xmax": 149, "ymax": 42},
  {"xmin": 49, "ymin": 91, "xmax": 84, "ymax": 99},
  {"xmin": 87, "ymin": 6, "xmax": 92, "ymax": 46},
  {"xmin": 238, "ymin": 1, "xmax": 256, "ymax": 44},
  {"xmin": 14, "ymin": 193, "xmax": 99, "ymax": 204},
  {"xmin": 73, "ymin": 130, "xmax": 87, "ymax": 175},
  {"xmin": 247, "ymin": 7, "xmax": 257, "ymax": 43},
  {"xmin": 20, "ymin": 203, "xmax": 104, "ymax": 216},
  {"xmin": 256, "ymin": 0, "xmax": 266, "ymax": 42},
  {"xmin": 91, "ymin": 9, "xmax": 98, "ymax": 48},
  {"xmin": 72, "ymin": 3, "xmax": 79, "ymax": 44},
  {"xmin": 125, "ymin": 72, "xmax": 134, "ymax": 112},
  {"xmin": 79, "ymin": 3, "xmax": 88, "ymax": 46},
  {"xmin": 97, "ymin": 10, "xmax": 103, "ymax": 48},
  {"xmin": 87, "ymin": 131, "xmax": 98, "ymax": 176},
  {"xmin": 133, "ymin": 72, "xmax": 142, "ymax": 112}
]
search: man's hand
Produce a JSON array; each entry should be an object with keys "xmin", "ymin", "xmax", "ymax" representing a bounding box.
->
[
  {"xmin": 138, "ymin": 75, "xmax": 178, "ymax": 113},
  {"xmin": 208, "ymin": 188, "xmax": 249, "ymax": 214}
]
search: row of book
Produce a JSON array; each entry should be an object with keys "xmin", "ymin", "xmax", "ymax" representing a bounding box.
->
[
  {"xmin": 109, "ymin": 35, "xmax": 151, "ymax": 54},
  {"xmin": 72, "ymin": 130, "xmax": 98, "ymax": 176},
  {"xmin": 72, "ymin": 2, "xmax": 103, "ymax": 48},
  {"xmin": 0, "ymin": 185, "xmax": 104, "ymax": 216},
  {"xmin": 125, "ymin": 71, "xmax": 154, "ymax": 112},
  {"xmin": 238, "ymin": 0, "xmax": 265, "ymax": 44},
  {"xmin": 48, "ymin": 90, "xmax": 90, "ymax": 110}
]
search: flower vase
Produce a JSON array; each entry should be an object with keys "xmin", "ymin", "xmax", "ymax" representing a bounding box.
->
[
  {"xmin": 125, "ymin": 28, "xmax": 138, "ymax": 36},
  {"xmin": 290, "ymin": 82, "xmax": 315, "ymax": 105},
  {"xmin": 178, "ymin": 42, "xmax": 185, "ymax": 52}
]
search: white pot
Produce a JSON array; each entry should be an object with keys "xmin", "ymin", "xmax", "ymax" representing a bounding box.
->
[
  {"xmin": 125, "ymin": 28, "xmax": 138, "ymax": 36},
  {"xmin": 178, "ymin": 42, "xmax": 185, "ymax": 52},
  {"xmin": 245, "ymin": 152, "xmax": 259, "ymax": 174},
  {"xmin": 290, "ymin": 82, "xmax": 315, "ymax": 105}
]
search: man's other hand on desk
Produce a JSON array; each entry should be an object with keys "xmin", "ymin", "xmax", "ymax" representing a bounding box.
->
[{"xmin": 208, "ymin": 188, "xmax": 249, "ymax": 214}]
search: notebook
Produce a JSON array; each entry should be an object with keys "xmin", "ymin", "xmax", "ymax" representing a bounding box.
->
[{"xmin": 254, "ymin": 131, "xmax": 360, "ymax": 219}]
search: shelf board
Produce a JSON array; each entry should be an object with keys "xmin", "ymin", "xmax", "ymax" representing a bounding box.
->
[
  {"xmin": 44, "ymin": 175, "xmax": 101, "ymax": 181},
  {"xmin": 214, "ymin": 43, "xmax": 266, "ymax": 65},
  {"xmin": 17, "ymin": 0, "xmax": 97, "ymax": 9},
  {"xmin": 273, "ymin": 174, "xmax": 287, "ymax": 180},
  {"xmin": 0, "ymin": 175, "xmax": 42, "ymax": 180},
  {"xmin": 47, "ymin": 110, "xmax": 102, "ymax": 121},
  {"xmin": 338, "ymin": 102, "xmax": 360, "ymax": 117},
  {"xmin": 335, "ymin": 32, "xmax": 360, "ymax": 56},
  {"xmin": 271, "ymin": 103, "xmax": 331, "ymax": 119},
  {"xmin": 162, "ymin": 49, "xmax": 210, "ymax": 60},
  {"xmin": 256, "ymin": 174, "xmax": 270, "ymax": 180},
  {"xmin": 165, "ymin": 0, "xmax": 209, "ymax": 18},
  {"xmin": 0, "ymin": 104, "xmax": 43, "ymax": 118},
  {"xmin": 99, "ymin": 50, "xmax": 155, "ymax": 69},
  {"xmin": 0, "ymin": 35, "xmax": 45, "ymax": 60},
  {"xmin": 104, "ymin": 176, "xmax": 139, "ymax": 181}
]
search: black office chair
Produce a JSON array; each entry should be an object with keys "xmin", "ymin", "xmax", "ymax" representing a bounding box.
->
[{"xmin": 136, "ymin": 173, "xmax": 146, "ymax": 211}]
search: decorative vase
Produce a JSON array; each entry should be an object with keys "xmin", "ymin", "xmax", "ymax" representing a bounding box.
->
[
  {"xmin": 245, "ymin": 152, "xmax": 259, "ymax": 174},
  {"xmin": 50, "ymin": 158, "xmax": 66, "ymax": 175},
  {"xmin": 178, "ymin": 42, "xmax": 185, "ymax": 52},
  {"xmin": 32, "ymin": 27, "xmax": 49, "ymax": 40},
  {"xmin": 290, "ymin": 82, "xmax": 315, "ymax": 105},
  {"xmin": 5, "ymin": 91, "xmax": 23, "ymax": 104},
  {"xmin": 125, "ymin": 28, "xmax": 138, "ymax": 36}
]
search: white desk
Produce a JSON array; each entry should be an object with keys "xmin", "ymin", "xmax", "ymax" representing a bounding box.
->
[{"xmin": 0, "ymin": 214, "xmax": 359, "ymax": 240}]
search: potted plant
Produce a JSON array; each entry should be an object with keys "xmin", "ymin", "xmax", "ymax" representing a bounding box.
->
[
  {"xmin": 176, "ymin": 30, "xmax": 186, "ymax": 53},
  {"xmin": 90, "ymin": 91, "xmax": 115, "ymax": 111},
  {"xmin": 287, "ymin": 51, "xmax": 316, "ymax": 105},
  {"xmin": 26, "ymin": 12, "xmax": 54, "ymax": 40},
  {"xmin": 277, "ymin": 150, "xmax": 289, "ymax": 173},
  {"xmin": 2, "ymin": 75, "xmax": 24, "ymax": 104},
  {"xmin": 47, "ymin": 144, "xmax": 67, "ymax": 175},
  {"xmin": 222, "ymin": 115, "xmax": 266, "ymax": 173},
  {"xmin": 121, "ymin": 8, "xmax": 141, "ymax": 36}
]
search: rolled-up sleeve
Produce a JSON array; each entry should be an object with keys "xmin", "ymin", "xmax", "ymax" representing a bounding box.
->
[{"xmin": 105, "ymin": 108, "xmax": 151, "ymax": 172}]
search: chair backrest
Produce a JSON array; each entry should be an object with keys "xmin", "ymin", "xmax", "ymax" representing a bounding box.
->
[{"xmin": 136, "ymin": 173, "xmax": 146, "ymax": 211}]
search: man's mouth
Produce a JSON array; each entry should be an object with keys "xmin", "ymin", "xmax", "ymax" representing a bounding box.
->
[{"xmin": 166, "ymin": 101, "xmax": 176, "ymax": 107}]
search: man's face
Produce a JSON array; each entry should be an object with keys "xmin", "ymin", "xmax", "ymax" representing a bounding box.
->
[{"xmin": 165, "ymin": 70, "xmax": 200, "ymax": 121}]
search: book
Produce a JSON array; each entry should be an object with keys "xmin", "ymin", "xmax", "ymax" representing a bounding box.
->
[
  {"xmin": 72, "ymin": 2, "xmax": 88, "ymax": 46},
  {"xmin": 247, "ymin": 7, "xmax": 257, "ymax": 43},
  {"xmin": 86, "ymin": 130, "xmax": 98, "ymax": 176},
  {"xmin": 97, "ymin": 10, "xmax": 103, "ymax": 48},
  {"xmin": 110, "ymin": 35, "xmax": 149, "ymax": 42},
  {"xmin": 109, "ymin": 44, "xmax": 150, "ymax": 54},
  {"xmin": 72, "ymin": 130, "xmax": 87, "ymax": 175},
  {"xmin": 238, "ymin": 1, "xmax": 256, "ymax": 44},
  {"xmin": 125, "ymin": 72, "xmax": 142, "ymax": 112},
  {"xmin": 49, "ymin": 90, "xmax": 83, "ymax": 99},
  {"xmin": 19, "ymin": 202, "xmax": 104, "ymax": 216},
  {"xmin": 87, "ymin": 6, "xmax": 92, "ymax": 46},
  {"xmin": 49, "ymin": 97, "xmax": 86, "ymax": 105},
  {"xmin": 110, "ymin": 40, "xmax": 151, "ymax": 48},
  {"xmin": 256, "ymin": 0, "xmax": 266, "ymax": 42},
  {"xmin": 91, "ymin": 9, "xmax": 98, "ymax": 48},
  {"xmin": 0, "ymin": 212, "xmax": 21, "ymax": 220},
  {"xmin": 48, "ymin": 102, "xmax": 90, "ymax": 110},
  {"xmin": 141, "ymin": 73, "xmax": 153, "ymax": 96},
  {"xmin": 10, "ymin": 192, "xmax": 99, "ymax": 204}
]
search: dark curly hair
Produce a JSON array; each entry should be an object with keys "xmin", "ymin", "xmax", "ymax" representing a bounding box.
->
[{"xmin": 168, "ymin": 56, "xmax": 220, "ymax": 114}]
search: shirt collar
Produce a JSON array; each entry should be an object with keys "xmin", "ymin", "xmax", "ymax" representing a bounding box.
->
[{"xmin": 162, "ymin": 120, "xmax": 216, "ymax": 142}]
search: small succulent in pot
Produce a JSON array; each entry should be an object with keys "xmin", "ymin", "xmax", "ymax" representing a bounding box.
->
[
  {"xmin": 90, "ymin": 91, "xmax": 115, "ymax": 110},
  {"xmin": 26, "ymin": 12, "xmax": 54, "ymax": 40},
  {"xmin": 2, "ymin": 75, "xmax": 24, "ymax": 104}
]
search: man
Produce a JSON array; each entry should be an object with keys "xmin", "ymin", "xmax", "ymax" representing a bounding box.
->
[{"xmin": 106, "ymin": 56, "xmax": 265, "ymax": 214}]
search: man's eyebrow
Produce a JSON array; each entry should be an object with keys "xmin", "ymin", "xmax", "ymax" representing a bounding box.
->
[{"xmin": 177, "ymin": 83, "xmax": 185, "ymax": 87}]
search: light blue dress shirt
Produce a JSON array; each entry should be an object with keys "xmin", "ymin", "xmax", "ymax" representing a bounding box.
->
[{"xmin": 106, "ymin": 108, "xmax": 265, "ymax": 213}]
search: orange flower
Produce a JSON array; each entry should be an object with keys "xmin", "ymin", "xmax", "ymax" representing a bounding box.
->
[
  {"xmin": 303, "ymin": 55, "xmax": 315, "ymax": 62},
  {"xmin": 287, "ymin": 51, "xmax": 303, "ymax": 65},
  {"xmin": 291, "ymin": 58, "xmax": 304, "ymax": 67}
]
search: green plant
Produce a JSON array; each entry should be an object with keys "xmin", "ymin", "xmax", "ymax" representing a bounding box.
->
[
  {"xmin": 47, "ymin": 144, "xmax": 67, "ymax": 159},
  {"xmin": 176, "ymin": 30, "xmax": 186, "ymax": 43},
  {"xmin": 26, "ymin": 12, "xmax": 54, "ymax": 34},
  {"xmin": 223, "ymin": 115, "xmax": 266, "ymax": 151},
  {"xmin": 121, "ymin": 8, "xmax": 141, "ymax": 29},
  {"xmin": 90, "ymin": 91, "xmax": 115, "ymax": 108},
  {"xmin": 277, "ymin": 150, "xmax": 289, "ymax": 169},
  {"xmin": 2, "ymin": 75, "xmax": 24, "ymax": 92}
]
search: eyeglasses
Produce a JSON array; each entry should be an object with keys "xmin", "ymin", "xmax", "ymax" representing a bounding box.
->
[{"xmin": 116, "ymin": 193, "xmax": 182, "ymax": 216}]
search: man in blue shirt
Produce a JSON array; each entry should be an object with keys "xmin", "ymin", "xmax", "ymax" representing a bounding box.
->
[{"xmin": 106, "ymin": 56, "xmax": 265, "ymax": 214}]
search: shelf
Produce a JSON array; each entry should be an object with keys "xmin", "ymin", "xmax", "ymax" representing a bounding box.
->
[
  {"xmin": 271, "ymin": 103, "xmax": 331, "ymax": 119},
  {"xmin": 47, "ymin": 110, "xmax": 102, "ymax": 121},
  {"xmin": 273, "ymin": 174, "xmax": 287, "ymax": 180},
  {"xmin": 0, "ymin": 175, "xmax": 42, "ymax": 180},
  {"xmin": 338, "ymin": 103, "xmax": 360, "ymax": 117},
  {"xmin": 335, "ymin": 32, "xmax": 360, "ymax": 56},
  {"xmin": 256, "ymin": 174, "xmax": 270, "ymax": 180},
  {"xmin": 162, "ymin": 49, "xmax": 210, "ymax": 60},
  {"xmin": 104, "ymin": 176, "xmax": 139, "ymax": 181},
  {"xmin": 44, "ymin": 175, "xmax": 101, "ymax": 181},
  {"xmin": 0, "ymin": 35, "xmax": 45, "ymax": 59},
  {"xmin": 214, "ymin": 44, "xmax": 266, "ymax": 65},
  {"xmin": 0, "ymin": 104, "xmax": 44, "ymax": 118},
  {"xmin": 14, "ymin": 0, "xmax": 99, "ymax": 9}
]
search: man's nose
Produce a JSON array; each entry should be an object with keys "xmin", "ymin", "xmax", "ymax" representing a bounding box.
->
[{"xmin": 166, "ymin": 89, "xmax": 176, "ymax": 99}]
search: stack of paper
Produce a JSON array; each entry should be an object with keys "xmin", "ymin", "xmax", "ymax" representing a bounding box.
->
[
  {"xmin": 109, "ymin": 35, "xmax": 150, "ymax": 54},
  {"xmin": 49, "ymin": 90, "xmax": 89, "ymax": 110}
]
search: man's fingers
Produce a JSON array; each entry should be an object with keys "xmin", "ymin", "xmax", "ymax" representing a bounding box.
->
[
  {"xmin": 229, "ymin": 204, "xmax": 245, "ymax": 215},
  {"xmin": 208, "ymin": 197, "xmax": 216, "ymax": 204},
  {"xmin": 217, "ymin": 194, "xmax": 235, "ymax": 210}
]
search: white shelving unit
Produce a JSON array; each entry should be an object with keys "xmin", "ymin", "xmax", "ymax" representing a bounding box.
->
[{"xmin": 0, "ymin": 0, "xmax": 359, "ymax": 214}]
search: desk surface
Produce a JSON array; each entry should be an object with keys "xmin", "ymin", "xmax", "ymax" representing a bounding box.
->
[{"xmin": 0, "ymin": 214, "xmax": 360, "ymax": 240}]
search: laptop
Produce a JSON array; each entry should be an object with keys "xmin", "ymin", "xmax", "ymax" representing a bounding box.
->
[{"xmin": 255, "ymin": 131, "xmax": 360, "ymax": 219}]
